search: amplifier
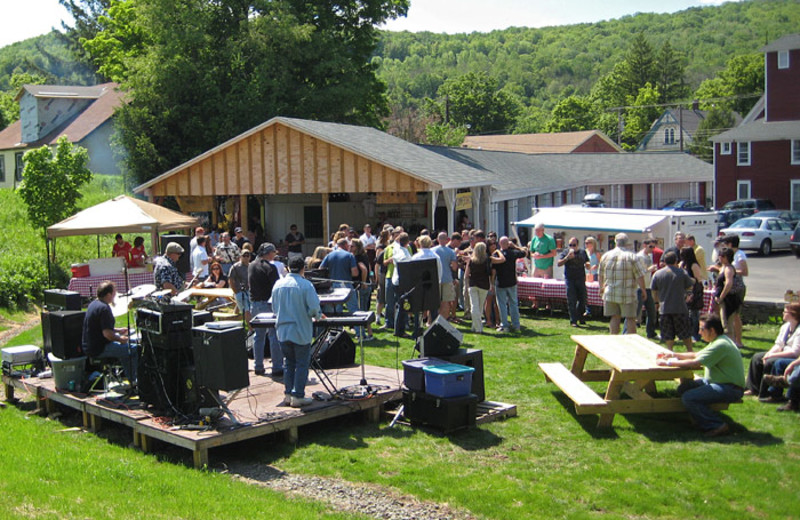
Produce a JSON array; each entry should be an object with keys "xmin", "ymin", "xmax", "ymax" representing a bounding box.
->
[
  {"xmin": 44, "ymin": 289, "xmax": 81, "ymax": 311},
  {"xmin": 193, "ymin": 325, "xmax": 249, "ymax": 391},
  {"xmin": 402, "ymin": 390, "xmax": 478, "ymax": 432},
  {"xmin": 136, "ymin": 307, "xmax": 192, "ymax": 335}
]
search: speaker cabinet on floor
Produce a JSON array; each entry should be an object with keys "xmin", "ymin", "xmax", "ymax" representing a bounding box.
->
[
  {"xmin": 42, "ymin": 310, "xmax": 86, "ymax": 359},
  {"xmin": 192, "ymin": 325, "xmax": 249, "ymax": 391},
  {"xmin": 313, "ymin": 329, "xmax": 356, "ymax": 369}
]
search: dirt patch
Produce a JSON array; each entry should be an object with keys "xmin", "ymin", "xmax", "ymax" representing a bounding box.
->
[{"xmin": 0, "ymin": 312, "xmax": 41, "ymax": 347}]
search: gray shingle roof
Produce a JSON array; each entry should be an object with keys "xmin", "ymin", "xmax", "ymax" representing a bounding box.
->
[
  {"xmin": 711, "ymin": 120, "xmax": 800, "ymax": 142},
  {"xmin": 761, "ymin": 34, "xmax": 800, "ymax": 53},
  {"xmin": 135, "ymin": 116, "xmax": 493, "ymax": 193},
  {"xmin": 425, "ymin": 147, "xmax": 712, "ymax": 200}
]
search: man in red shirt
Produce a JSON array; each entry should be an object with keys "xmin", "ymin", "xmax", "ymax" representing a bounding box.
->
[{"xmin": 112, "ymin": 234, "xmax": 132, "ymax": 264}]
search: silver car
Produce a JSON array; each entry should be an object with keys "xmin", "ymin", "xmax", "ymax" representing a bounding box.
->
[{"xmin": 719, "ymin": 216, "xmax": 794, "ymax": 255}]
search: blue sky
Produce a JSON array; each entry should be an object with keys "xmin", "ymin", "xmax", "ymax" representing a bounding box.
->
[{"xmin": 1, "ymin": 0, "xmax": 735, "ymax": 48}]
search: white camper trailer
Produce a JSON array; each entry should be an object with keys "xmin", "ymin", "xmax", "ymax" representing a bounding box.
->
[{"xmin": 514, "ymin": 207, "xmax": 718, "ymax": 280}]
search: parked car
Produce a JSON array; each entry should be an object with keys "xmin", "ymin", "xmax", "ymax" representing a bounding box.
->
[
  {"xmin": 792, "ymin": 222, "xmax": 800, "ymax": 258},
  {"xmin": 719, "ymin": 216, "xmax": 793, "ymax": 255},
  {"xmin": 716, "ymin": 199, "xmax": 776, "ymax": 230},
  {"xmin": 755, "ymin": 210, "xmax": 800, "ymax": 228},
  {"xmin": 660, "ymin": 199, "xmax": 706, "ymax": 212}
]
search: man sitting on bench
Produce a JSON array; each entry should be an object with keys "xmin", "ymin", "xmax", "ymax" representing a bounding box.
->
[
  {"xmin": 82, "ymin": 281, "xmax": 138, "ymax": 385},
  {"xmin": 656, "ymin": 313, "xmax": 744, "ymax": 437}
]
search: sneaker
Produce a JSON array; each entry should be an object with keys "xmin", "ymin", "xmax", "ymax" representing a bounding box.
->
[
  {"xmin": 704, "ymin": 423, "xmax": 730, "ymax": 437},
  {"xmin": 496, "ymin": 326, "xmax": 508, "ymax": 333},
  {"xmin": 763, "ymin": 374, "xmax": 789, "ymax": 389},
  {"xmin": 290, "ymin": 396, "xmax": 314, "ymax": 408}
]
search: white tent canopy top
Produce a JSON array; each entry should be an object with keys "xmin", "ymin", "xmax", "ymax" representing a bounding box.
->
[
  {"xmin": 47, "ymin": 195, "xmax": 199, "ymax": 239},
  {"xmin": 515, "ymin": 207, "xmax": 668, "ymax": 234}
]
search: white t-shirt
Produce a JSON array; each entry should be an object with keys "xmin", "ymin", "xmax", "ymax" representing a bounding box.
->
[
  {"xmin": 733, "ymin": 249, "xmax": 747, "ymax": 273},
  {"xmin": 191, "ymin": 246, "xmax": 209, "ymax": 277},
  {"xmin": 360, "ymin": 232, "xmax": 377, "ymax": 249}
]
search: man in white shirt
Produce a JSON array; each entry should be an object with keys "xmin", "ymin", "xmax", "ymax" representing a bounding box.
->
[{"xmin": 191, "ymin": 235, "xmax": 210, "ymax": 281}]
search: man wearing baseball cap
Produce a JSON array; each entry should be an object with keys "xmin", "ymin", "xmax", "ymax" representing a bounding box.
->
[
  {"xmin": 233, "ymin": 226, "xmax": 250, "ymax": 250},
  {"xmin": 154, "ymin": 242, "xmax": 185, "ymax": 294},
  {"xmin": 249, "ymin": 243, "xmax": 281, "ymax": 376}
]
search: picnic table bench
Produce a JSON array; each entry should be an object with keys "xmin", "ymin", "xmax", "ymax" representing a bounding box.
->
[{"xmin": 540, "ymin": 334, "xmax": 737, "ymax": 428}]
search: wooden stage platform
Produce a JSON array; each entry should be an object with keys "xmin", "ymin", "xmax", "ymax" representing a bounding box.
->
[{"xmin": 3, "ymin": 364, "xmax": 403, "ymax": 467}]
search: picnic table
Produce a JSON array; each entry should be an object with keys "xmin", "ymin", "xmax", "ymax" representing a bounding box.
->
[{"xmin": 539, "ymin": 334, "xmax": 734, "ymax": 428}]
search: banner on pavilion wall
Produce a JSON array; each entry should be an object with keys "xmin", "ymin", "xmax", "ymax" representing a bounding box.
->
[
  {"xmin": 455, "ymin": 192, "xmax": 472, "ymax": 211},
  {"xmin": 377, "ymin": 192, "xmax": 417, "ymax": 205}
]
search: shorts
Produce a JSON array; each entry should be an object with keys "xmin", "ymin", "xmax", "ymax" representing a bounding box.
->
[
  {"xmin": 440, "ymin": 281, "xmax": 456, "ymax": 302},
  {"xmin": 234, "ymin": 291, "xmax": 251, "ymax": 314},
  {"xmin": 603, "ymin": 300, "xmax": 638, "ymax": 319},
  {"xmin": 660, "ymin": 313, "xmax": 691, "ymax": 341}
]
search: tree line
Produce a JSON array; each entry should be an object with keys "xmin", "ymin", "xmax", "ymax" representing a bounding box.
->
[{"xmin": 0, "ymin": 0, "xmax": 798, "ymax": 181}]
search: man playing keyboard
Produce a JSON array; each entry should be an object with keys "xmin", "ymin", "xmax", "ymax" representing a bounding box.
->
[{"xmin": 271, "ymin": 256, "xmax": 324, "ymax": 408}]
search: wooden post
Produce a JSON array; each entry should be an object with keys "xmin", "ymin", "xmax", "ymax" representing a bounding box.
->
[
  {"xmin": 239, "ymin": 194, "xmax": 248, "ymax": 233},
  {"xmin": 322, "ymin": 193, "xmax": 330, "ymax": 244}
]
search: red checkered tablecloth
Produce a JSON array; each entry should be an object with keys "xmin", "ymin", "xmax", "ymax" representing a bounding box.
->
[
  {"xmin": 518, "ymin": 276, "xmax": 714, "ymax": 312},
  {"xmin": 68, "ymin": 272, "xmax": 156, "ymax": 298}
]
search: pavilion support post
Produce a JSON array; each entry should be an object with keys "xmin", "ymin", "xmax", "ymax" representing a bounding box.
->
[
  {"xmin": 239, "ymin": 194, "xmax": 248, "ymax": 232},
  {"xmin": 430, "ymin": 190, "xmax": 439, "ymax": 233},
  {"xmin": 322, "ymin": 194, "xmax": 330, "ymax": 244},
  {"xmin": 442, "ymin": 188, "xmax": 457, "ymax": 235}
]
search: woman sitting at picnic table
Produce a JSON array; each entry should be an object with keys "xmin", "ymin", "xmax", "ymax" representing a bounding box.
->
[
  {"xmin": 744, "ymin": 303, "xmax": 800, "ymax": 398},
  {"xmin": 201, "ymin": 261, "xmax": 228, "ymax": 288}
]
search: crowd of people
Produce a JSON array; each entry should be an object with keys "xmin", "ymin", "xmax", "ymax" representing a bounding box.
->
[{"xmin": 100, "ymin": 218, "xmax": 795, "ymax": 425}]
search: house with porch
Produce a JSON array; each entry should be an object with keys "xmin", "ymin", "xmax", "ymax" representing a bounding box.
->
[{"xmin": 711, "ymin": 34, "xmax": 800, "ymax": 210}]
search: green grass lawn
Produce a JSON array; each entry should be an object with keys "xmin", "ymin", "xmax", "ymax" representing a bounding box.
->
[{"xmin": 2, "ymin": 310, "xmax": 798, "ymax": 519}]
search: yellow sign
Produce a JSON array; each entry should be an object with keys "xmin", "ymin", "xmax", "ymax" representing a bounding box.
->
[{"xmin": 455, "ymin": 192, "xmax": 472, "ymax": 211}]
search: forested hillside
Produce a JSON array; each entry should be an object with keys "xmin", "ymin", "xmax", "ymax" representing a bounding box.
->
[
  {"xmin": 375, "ymin": 0, "xmax": 800, "ymax": 139},
  {"xmin": 0, "ymin": 0, "xmax": 798, "ymax": 145}
]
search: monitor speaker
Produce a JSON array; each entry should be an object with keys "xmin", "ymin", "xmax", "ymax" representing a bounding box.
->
[
  {"xmin": 160, "ymin": 234, "xmax": 192, "ymax": 276},
  {"xmin": 41, "ymin": 310, "xmax": 86, "ymax": 359},
  {"xmin": 313, "ymin": 329, "xmax": 356, "ymax": 369},
  {"xmin": 417, "ymin": 315, "xmax": 462, "ymax": 357},
  {"xmin": 396, "ymin": 257, "xmax": 440, "ymax": 314},
  {"xmin": 192, "ymin": 325, "xmax": 249, "ymax": 391}
]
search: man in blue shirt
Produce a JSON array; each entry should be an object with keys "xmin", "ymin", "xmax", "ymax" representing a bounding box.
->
[
  {"xmin": 272, "ymin": 257, "xmax": 323, "ymax": 408},
  {"xmin": 320, "ymin": 237, "xmax": 359, "ymax": 314},
  {"xmin": 432, "ymin": 232, "xmax": 457, "ymax": 320}
]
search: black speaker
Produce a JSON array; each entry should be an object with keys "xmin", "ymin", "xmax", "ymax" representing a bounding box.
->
[
  {"xmin": 41, "ymin": 310, "xmax": 85, "ymax": 359},
  {"xmin": 44, "ymin": 289, "xmax": 81, "ymax": 311},
  {"xmin": 417, "ymin": 315, "xmax": 462, "ymax": 357},
  {"xmin": 192, "ymin": 325, "xmax": 249, "ymax": 391},
  {"xmin": 436, "ymin": 348, "xmax": 485, "ymax": 402},
  {"xmin": 160, "ymin": 234, "xmax": 191, "ymax": 276},
  {"xmin": 313, "ymin": 329, "xmax": 356, "ymax": 369},
  {"xmin": 397, "ymin": 258, "xmax": 440, "ymax": 314},
  {"xmin": 192, "ymin": 310, "xmax": 214, "ymax": 327},
  {"xmin": 402, "ymin": 390, "xmax": 478, "ymax": 432},
  {"xmin": 137, "ymin": 344, "xmax": 193, "ymax": 414}
]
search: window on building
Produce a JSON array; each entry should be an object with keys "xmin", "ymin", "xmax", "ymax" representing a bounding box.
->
[
  {"xmin": 721, "ymin": 142, "xmax": 732, "ymax": 155},
  {"xmin": 737, "ymin": 180, "xmax": 751, "ymax": 200},
  {"xmin": 303, "ymin": 206, "xmax": 323, "ymax": 239},
  {"xmin": 791, "ymin": 181, "xmax": 800, "ymax": 212},
  {"xmin": 0, "ymin": 156, "xmax": 5, "ymax": 183},
  {"xmin": 792, "ymin": 140, "xmax": 800, "ymax": 165},
  {"xmin": 664, "ymin": 128, "xmax": 675, "ymax": 145},
  {"xmin": 14, "ymin": 152, "xmax": 24, "ymax": 182},
  {"xmin": 778, "ymin": 50, "xmax": 790, "ymax": 69},
  {"xmin": 737, "ymin": 142, "xmax": 751, "ymax": 166}
]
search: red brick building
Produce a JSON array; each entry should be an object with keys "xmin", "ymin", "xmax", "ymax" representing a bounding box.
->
[{"xmin": 712, "ymin": 34, "xmax": 800, "ymax": 210}]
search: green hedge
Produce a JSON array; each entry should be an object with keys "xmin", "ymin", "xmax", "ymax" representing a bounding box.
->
[{"xmin": 0, "ymin": 251, "xmax": 68, "ymax": 310}]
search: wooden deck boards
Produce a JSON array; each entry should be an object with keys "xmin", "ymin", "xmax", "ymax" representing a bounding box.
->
[{"xmin": 4, "ymin": 364, "xmax": 403, "ymax": 467}]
